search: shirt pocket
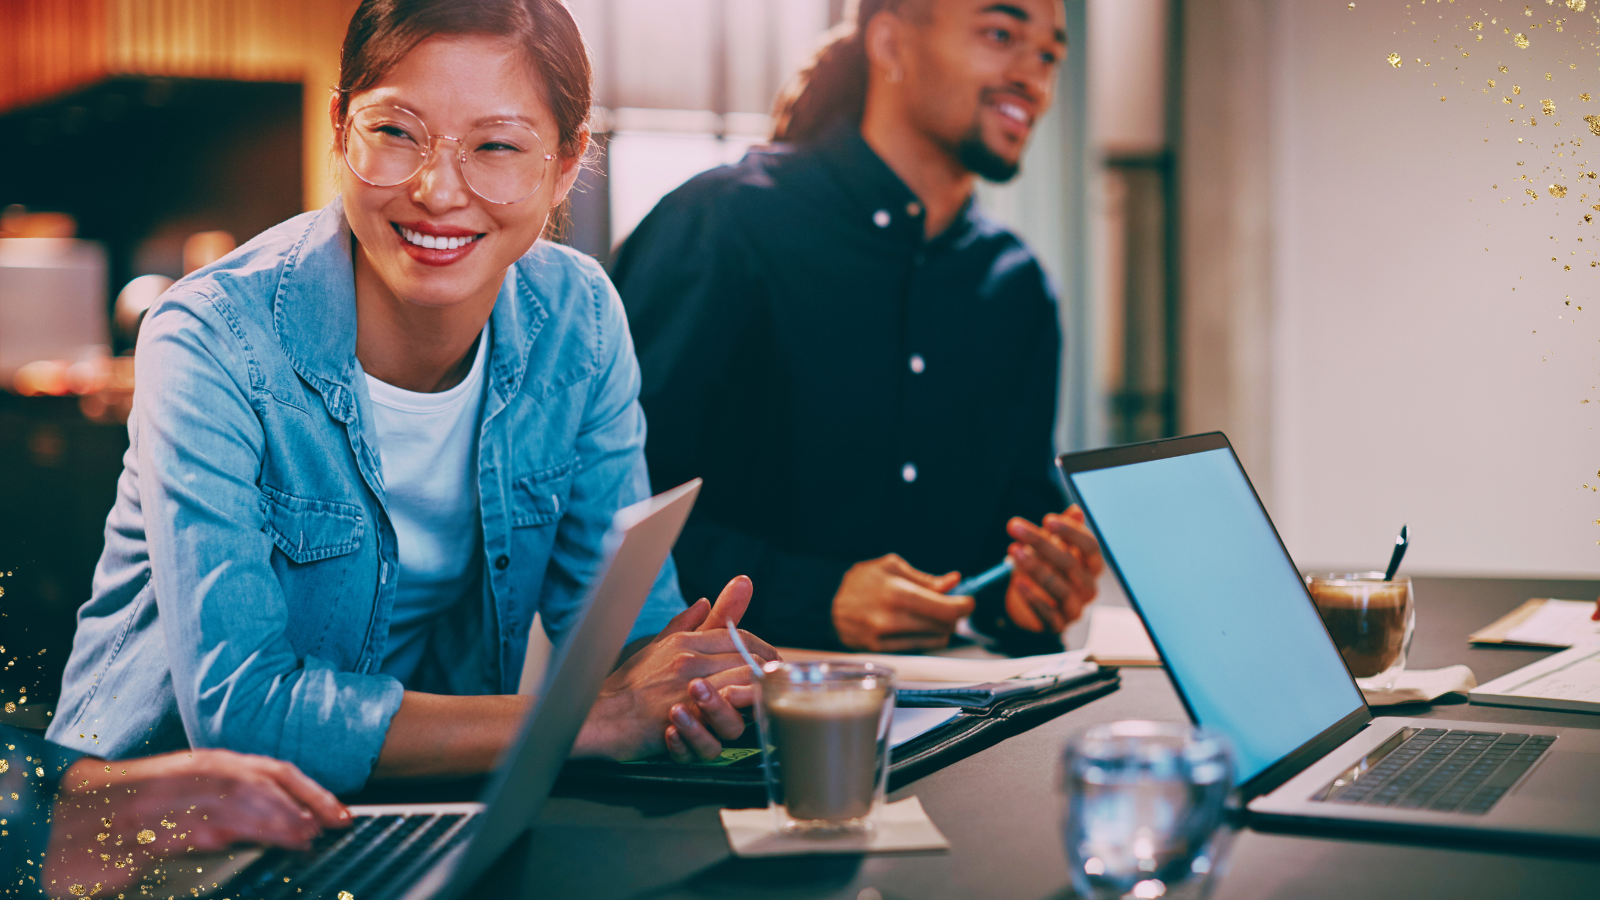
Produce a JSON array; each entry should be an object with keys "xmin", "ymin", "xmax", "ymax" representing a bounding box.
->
[
  {"xmin": 511, "ymin": 457, "xmax": 579, "ymax": 527},
  {"xmin": 259, "ymin": 484, "xmax": 365, "ymax": 563}
]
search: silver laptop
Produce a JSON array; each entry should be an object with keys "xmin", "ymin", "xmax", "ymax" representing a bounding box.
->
[
  {"xmin": 165, "ymin": 479, "xmax": 702, "ymax": 900},
  {"xmin": 1056, "ymin": 435, "xmax": 1600, "ymax": 848}
]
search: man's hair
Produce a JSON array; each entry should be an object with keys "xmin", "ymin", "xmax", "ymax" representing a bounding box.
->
[{"xmin": 769, "ymin": 0, "xmax": 923, "ymax": 144}]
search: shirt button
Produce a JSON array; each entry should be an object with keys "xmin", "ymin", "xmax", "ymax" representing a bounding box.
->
[
  {"xmin": 906, "ymin": 201, "xmax": 923, "ymax": 217},
  {"xmin": 873, "ymin": 209, "xmax": 891, "ymax": 228},
  {"xmin": 901, "ymin": 462, "xmax": 918, "ymax": 483},
  {"xmin": 495, "ymin": 554, "xmax": 510, "ymax": 571},
  {"xmin": 909, "ymin": 354, "xmax": 925, "ymax": 374}
]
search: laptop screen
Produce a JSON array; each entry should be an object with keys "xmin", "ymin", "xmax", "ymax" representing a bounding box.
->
[{"xmin": 1065, "ymin": 447, "xmax": 1365, "ymax": 784}]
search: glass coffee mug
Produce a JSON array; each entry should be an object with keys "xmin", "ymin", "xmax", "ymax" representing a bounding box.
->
[
  {"xmin": 753, "ymin": 660, "xmax": 895, "ymax": 836},
  {"xmin": 1305, "ymin": 572, "xmax": 1415, "ymax": 690}
]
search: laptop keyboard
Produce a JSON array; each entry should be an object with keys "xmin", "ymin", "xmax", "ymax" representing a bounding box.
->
[
  {"xmin": 225, "ymin": 811, "xmax": 477, "ymax": 900},
  {"xmin": 1320, "ymin": 728, "xmax": 1555, "ymax": 814}
]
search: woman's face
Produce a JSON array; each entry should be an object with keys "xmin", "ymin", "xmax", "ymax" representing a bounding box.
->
[{"xmin": 334, "ymin": 34, "xmax": 583, "ymax": 311}]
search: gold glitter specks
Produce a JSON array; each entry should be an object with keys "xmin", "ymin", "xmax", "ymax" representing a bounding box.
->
[
  {"xmin": 97, "ymin": 832, "xmax": 109, "ymax": 842},
  {"xmin": 1584, "ymin": 114, "xmax": 1600, "ymax": 135},
  {"xmin": 1471, "ymin": 21, "xmax": 1484, "ymax": 30},
  {"xmin": 1387, "ymin": 52, "xmax": 1403, "ymax": 68},
  {"xmin": 1529, "ymin": 188, "xmax": 1541, "ymax": 199},
  {"xmin": 1500, "ymin": 65, "xmax": 1510, "ymax": 73},
  {"xmin": 1515, "ymin": 33, "xmax": 1530, "ymax": 48},
  {"xmin": 1551, "ymin": 184, "xmax": 1569, "ymax": 197},
  {"xmin": 1347, "ymin": 2, "xmax": 1354, "ymax": 7},
  {"xmin": 1546, "ymin": 73, "xmax": 1554, "ymax": 81},
  {"xmin": 1568, "ymin": 0, "xmax": 1586, "ymax": 10},
  {"xmin": 1489, "ymin": 79, "xmax": 1497, "ymax": 88},
  {"xmin": 1584, "ymin": 94, "xmax": 1593, "ymax": 102},
  {"xmin": 0, "ymin": 760, "xmax": 8, "ymax": 773},
  {"xmin": 161, "ymin": 819, "xmax": 175, "ymax": 829},
  {"xmin": 68, "ymin": 887, "xmax": 86, "ymax": 897},
  {"xmin": 1544, "ymin": 99, "xmax": 1557, "ymax": 115},
  {"xmin": 136, "ymin": 829, "xmax": 156, "ymax": 844},
  {"xmin": 338, "ymin": 893, "xmax": 355, "ymax": 900},
  {"xmin": 3, "ymin": 703, "xmax": 13, "ymax": 714}
]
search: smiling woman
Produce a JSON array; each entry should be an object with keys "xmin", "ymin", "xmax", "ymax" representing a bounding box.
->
[{"xmin": 43, "ymin": 0, "xmax": 775, "ymax": 794}]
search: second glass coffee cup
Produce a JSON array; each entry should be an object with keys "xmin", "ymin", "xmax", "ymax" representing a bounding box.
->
[
  {"xmin": 1305, "ymin": 572, "xmax": 1415, "ymax": 690},
  {"xmin": 753, "ymin": 660, "xmax": 895, "ymax": 836}
]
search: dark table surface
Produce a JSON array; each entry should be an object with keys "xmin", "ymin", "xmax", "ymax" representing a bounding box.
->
[{"xmin": 510, "ymin": 576, "xmax": 1600, "ymax": 899}]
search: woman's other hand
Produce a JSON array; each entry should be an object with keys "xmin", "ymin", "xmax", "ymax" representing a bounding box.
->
[{"xmin": 573, "ymin": 575, "xmax": 778, "ymax": 763}]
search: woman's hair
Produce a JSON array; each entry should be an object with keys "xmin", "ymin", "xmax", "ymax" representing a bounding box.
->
[
  {"xmin": 335, "ymin": 0, "xmax": 592, "ymax": 159},
  {"xmin": 769, "ymin": 0, "xmax": 920, "ymax": 144}
]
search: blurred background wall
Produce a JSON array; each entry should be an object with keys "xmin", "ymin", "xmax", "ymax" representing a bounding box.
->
[{"xmin": 1, "ymin": 0, "xmax": 1597, "ymax": 721}]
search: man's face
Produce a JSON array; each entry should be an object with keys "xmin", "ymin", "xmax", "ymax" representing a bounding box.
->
[{"xmin": 898, "ymin": 0, "xmax": 1067, "ymax": 182}]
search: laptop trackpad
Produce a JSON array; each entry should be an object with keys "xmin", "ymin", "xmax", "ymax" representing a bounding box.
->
[{"xmin": 1508, "ymin": 750, "xmax": 1600, "ymax": 801}]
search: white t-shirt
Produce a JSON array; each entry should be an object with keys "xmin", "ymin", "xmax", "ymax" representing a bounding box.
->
[{"xmin": 362, "ymin": 328, "xmax": 489, "ymax": 686}]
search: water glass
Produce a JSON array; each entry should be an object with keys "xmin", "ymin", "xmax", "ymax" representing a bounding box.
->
[
  {"xmin": 1062, "ymin": 721, "xmax": 1234, "ymax": 900},
  {"xmin": 754, "ymin": 660, "xmax": 896, "ymax": 836}
]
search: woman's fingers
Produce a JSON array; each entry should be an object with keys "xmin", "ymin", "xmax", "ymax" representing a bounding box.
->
[
  {"xmin": 664, "ymin": 724, "xmax": 695, "ymax": 764},
  {"xmin": 668, "ymin": 627, "xmax": 780, "ymax": 662},
  {"xmin": 689, "ymin": 678, "xmax": 746, "ymax": 740},
  {"xmin": 700, "ymin": 575, "xmax": 754, "ymax": 631},
  {"xmin": 255, "ymin": 757, "xmax": 350, "ymax": 828},
  {"xmin": 669, "ymin": 703, "xmax": 724, "ymax": 759},
  {"xmin": 658, "ymin": 597, "xmax": 712, "ymax": 638}
]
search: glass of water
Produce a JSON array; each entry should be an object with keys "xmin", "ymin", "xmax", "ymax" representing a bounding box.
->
[{"xmin": 1062, "ymin": 721, "xmax": 1234, "ymax": 900}]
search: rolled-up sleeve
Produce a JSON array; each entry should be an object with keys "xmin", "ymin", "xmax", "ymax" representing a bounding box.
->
[
  {"xmin": 533, "ymin": 273, "xmax": 686, "ymax": 650},
  {"xmin": 135, "ymin": 294, "xmax": 403, "ymax": 794}
]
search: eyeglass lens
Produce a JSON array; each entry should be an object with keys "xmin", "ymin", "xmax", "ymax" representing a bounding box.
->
[{"xmin": 343, "ymin": 105, "xmax": 549, "ymax": 204}]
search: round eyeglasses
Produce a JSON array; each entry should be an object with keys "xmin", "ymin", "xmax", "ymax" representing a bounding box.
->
[{"xmin": 340, "ymin": 104, "xmax": 556, "ymax": 205}]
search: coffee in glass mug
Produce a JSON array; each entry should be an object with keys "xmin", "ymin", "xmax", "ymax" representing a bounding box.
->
[
  {"xmin": 754, "ymin": 660, "xmax": 895, "ymax": 835},
  {"xmin": 1305, "ymin": 572, "xmax": 1414, "ymax": 690}
]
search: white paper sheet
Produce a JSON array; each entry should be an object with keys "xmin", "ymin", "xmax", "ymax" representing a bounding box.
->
[
  {"xmin": 776, "ymin": 647, "xmax": 1091, "ymax": 683},
  {"xmin": 889, "ymin": 707, "xmax": 961, "ymax": 748},
  {"xmin": 1502, "ymin": 599, "xmax": 1600, "ymax": 647},
  {"xmin": 1084, "ymin": 606, "xmax": 1161, "ymax": 665},
  {"xmin": 720, "ymin": 796, "xmax": 950, "ymax": 857},
  {"xmin": 1358, "ymin": 665, "xmax": 1477, "ymax": 706}
]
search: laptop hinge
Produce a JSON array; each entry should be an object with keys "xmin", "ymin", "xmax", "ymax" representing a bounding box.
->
[{"xmin": 1239, "ymin": 705, "xmax": 1373, "ymax": 800}]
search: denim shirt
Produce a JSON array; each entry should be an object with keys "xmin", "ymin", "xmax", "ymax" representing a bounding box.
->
[{"xmin": 45, "ymin": 199, "xmax": 685, "ymax": 794}]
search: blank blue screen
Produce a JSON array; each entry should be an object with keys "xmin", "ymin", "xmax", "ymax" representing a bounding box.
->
[{"xmin": 1069, "ymin": 448, "xmax": 1363, "ymax": 784}]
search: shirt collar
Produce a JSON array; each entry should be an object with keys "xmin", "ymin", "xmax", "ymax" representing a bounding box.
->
[{"xmin": 812, "ymin": 120, "xmax": 980, "ymax": 248}]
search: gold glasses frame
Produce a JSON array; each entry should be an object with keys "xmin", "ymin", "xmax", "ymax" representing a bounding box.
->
[{"xmin": 338, "ymin": 102, "xmax": 558, "ymax": 205}]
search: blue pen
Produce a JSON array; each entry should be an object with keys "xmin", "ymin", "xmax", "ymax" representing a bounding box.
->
[{"xmin": 951, "ymin": 559, "xmax": 1013, "ymax": 596}]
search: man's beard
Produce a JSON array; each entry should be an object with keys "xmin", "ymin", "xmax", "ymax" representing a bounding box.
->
[{"xmin": 956, "ymin": 125, "xmax": 1021, "ymax": 183}]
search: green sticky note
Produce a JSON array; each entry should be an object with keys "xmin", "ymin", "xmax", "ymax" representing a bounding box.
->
[{"xmin": 621, "ymin": 747, "xmax": 762, "ymax": 767}]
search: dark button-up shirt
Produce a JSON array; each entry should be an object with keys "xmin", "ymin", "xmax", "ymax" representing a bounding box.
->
[{"xmin": 612, "ymin": 122, "xmax": 1065, "ymax": 649}]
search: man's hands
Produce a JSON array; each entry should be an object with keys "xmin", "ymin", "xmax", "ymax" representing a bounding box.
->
[
  {"xmin": 830, "ymin": 506, "xmax": 1105, "ymax": 648},
  {"xmin": 832, "ymin": 554, "xmax": 976, "ymax": 651},
  {"xmin": 1004, "ymin": 506, "xmax": 1104, "ymax": 632},
  {"xmin": 573, "ymin": 575, "xmax": 778, "ymax": 764},
  {"xmin": 47, "ymin": 749, "xmax": 349, "ymax": 894}
]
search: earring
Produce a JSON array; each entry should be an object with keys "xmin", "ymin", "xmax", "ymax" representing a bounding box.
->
[{"xmin": 887, "ymin": 68, "xmax": 904, "ymax": 84}]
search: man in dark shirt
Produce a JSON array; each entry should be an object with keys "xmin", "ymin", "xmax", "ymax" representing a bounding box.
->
[{"xmin": 613, "ymin": 0, "xmax": 1101, "ymax": 652}]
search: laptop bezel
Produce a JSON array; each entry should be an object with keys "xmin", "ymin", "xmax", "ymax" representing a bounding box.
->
[{"xmin": 1055, "ymin": 432, "xmax": 1375, "ymax": 799}]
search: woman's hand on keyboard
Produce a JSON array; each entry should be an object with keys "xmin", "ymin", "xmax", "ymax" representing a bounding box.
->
[{"xmin": 47, "ymin": 749, "xmax": 351, "ymax": 892}]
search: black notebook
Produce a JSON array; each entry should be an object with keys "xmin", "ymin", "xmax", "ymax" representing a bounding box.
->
[{"xmin": 555, "ymin": 666, "xmax": 1121, "ymax": 797}]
